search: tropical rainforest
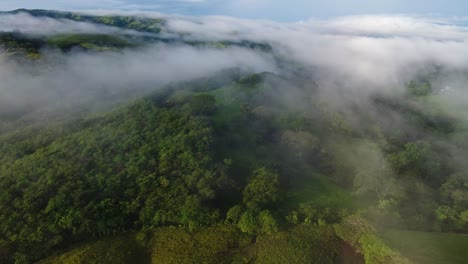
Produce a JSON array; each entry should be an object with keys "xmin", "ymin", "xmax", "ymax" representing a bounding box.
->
[{"xmin": 0, "ymin": 9, "xmax": 468, "ymax": 264}]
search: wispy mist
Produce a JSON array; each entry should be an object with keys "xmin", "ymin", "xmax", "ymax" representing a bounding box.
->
[{"xmin": 2, "ymin": 11, "xmax": 468, "ymax": 131}]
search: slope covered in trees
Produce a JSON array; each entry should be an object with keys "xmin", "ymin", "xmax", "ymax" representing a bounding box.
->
[
  {"xmin": 0, "ymin": 69, "xmax": 467, "ymax": 263},
  {"xmin": 1, "ymin": 9, "xmax": 468, "ymax": 264}
]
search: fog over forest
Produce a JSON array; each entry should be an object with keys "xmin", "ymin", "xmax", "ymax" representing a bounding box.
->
[
  {"xmin": 1, "ymin": 9, "xmax": 468, "ymax": 264},
  {"xmin": 3, "ymin": 12, "xmax": 468, "ymax": 114}
]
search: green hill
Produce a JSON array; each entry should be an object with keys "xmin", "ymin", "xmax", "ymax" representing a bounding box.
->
[
  {"xmin": 0, "ymin": 72, "xmax": 416, "ymax": 263},
  {"xmin": 2, "ymin": 70, "xmax": 464, "ymax": 263},
  {"xmin": 5, "ymin": 9, "xmax": 164, "ymax": 34},
  {"xmin": 0, "ymin": 11, "xmax": 467, "ymax": 263},
  {"xmin": 0, "ymin": 9, "xmax": 272, "ymax": 55},
  {"xmin": 47, "ymin": 34, "xmax": 132, "ymax": 51}
]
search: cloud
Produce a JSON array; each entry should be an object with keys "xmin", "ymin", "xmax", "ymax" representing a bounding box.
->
[
  {"xmin": 0, "ymin": 40, "xmax": 276, "ymax": 124},
  {"xmin": 314, "ymin": 15, "xmax": 468, "ymax": 40},
  {"xmin": 4, "ymin": 11, "xmax": 468, "ymax": 90},
  {"xmin": 164, "ymin": 14, "xmax": 468, "ymax": 88},
  {"xmin": 3, "ymin": 11, "xmax": 468, "ymax": 128}
]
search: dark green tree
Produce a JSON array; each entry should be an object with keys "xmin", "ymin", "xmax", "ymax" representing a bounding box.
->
[{"xmin": 243, "ymin": 167, "xmax": 280, "ymax": 211}]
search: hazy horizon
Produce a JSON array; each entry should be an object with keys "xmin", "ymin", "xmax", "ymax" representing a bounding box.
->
[{"xmin": 1, "ymin": 0, "xmax": 468, "ymax": 21}]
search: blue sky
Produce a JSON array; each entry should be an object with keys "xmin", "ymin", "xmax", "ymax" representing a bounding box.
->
[{"xmin": 0, "ymin": 0, "xmax": 466, "ymax": 21}]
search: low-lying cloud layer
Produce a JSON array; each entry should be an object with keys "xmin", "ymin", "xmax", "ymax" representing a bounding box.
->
[
  {"xmin": 166, "ymin": 14, "xmax": 468, "ymax": 87},
  {"xmin": 2, "ymin": 11, "xmax": 468, "ymax": 125},
  {"xmin": 0, "ymin": 44, "xmax": 275, "ymax": 123}
]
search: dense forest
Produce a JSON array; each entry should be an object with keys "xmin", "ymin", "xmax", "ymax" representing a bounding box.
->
[
  {"xmin": 1, "ymin": 70, "xmax": 467, "ymax": 263},
  {"xmin": 1, "ymin": 9, "xmax": 468, "ymax": 264}
]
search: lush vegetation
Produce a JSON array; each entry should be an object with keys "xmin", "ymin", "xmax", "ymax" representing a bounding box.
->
[
  {"xmin": 6, "ymin": 9, "xmax": 164, "ymax": 33},
  {"xmin": 0, "ymin": 32, "xmax": 44, "ymax": 56},
  {"xmin": 0, "ymin": 10, "xmax": 272, "ymax": 56},
  {"xmin": 47, "ymin": 34, "xmax": 132, "ymax": 51},
  {"xmin": 1, "ymin": 9, "xmax": 467, "ymax": 264},
  {"xmin": 2, "ymin": 69, "xmax": 466, "ymax": 263}
]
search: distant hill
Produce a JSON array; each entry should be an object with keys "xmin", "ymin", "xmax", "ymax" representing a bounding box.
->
[
  {"xmin": 0, "ymin": 9, "xmax": 272, "ymax": 55},
  {"xmin": 4, "ymin": 9, "xmax": 165, "ymax": 33}
]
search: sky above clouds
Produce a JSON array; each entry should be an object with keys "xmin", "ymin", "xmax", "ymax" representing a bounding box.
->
[{"xmin": 0, "ymin": 0, "xmax": 467, "ymax": 21}]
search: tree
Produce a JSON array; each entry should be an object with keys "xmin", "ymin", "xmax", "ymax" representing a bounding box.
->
[
  {"xmin": 225, "ymin": 205, "xmax": 243, "ymax": 225},
  {"xmin": 351, "ymin": 141, "xmax": 401, "ymax": 200},
  {"xmin": 435, "ymin": 206, "xmax": 460, "ymax": 231},
  {"xmin": 237, "ymin": 210, "xmax": 257, "ymax": 234},
  {"xmin": 258, "ymin": 210, "xmax": 279, "ymax": 235},
  {"xmin": 243, "ymin": 168, "xmax": 280, "ymax": 211},
  {"xmin": 407, "ymin": 80, "xmax": 432, "ymax": 96}
]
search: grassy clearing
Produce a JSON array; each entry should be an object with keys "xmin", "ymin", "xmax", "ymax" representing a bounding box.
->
[
  {"xmin": 38, "ymin": 233, "xmax": 148, "ymax": 264},
  {"xmin": 147, "ymin": 226, "xmax": 252, "ymax": 264},
  {"xmin": 381, "ymin": 229, "xmax": 468, "ymax": 264},
  {"xmin": 252, "ymin": 225, "xmax": 342, "ymax": 264},
  {"xmin": 286, "ymin": 174, "xmax": 354, "ymax": 210}
]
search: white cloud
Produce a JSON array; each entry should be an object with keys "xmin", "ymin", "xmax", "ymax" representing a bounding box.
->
[
  {"xmin": 3, "ymin": 11, "xmax": 468, "ymax": 121},
  {"xmin": 164, "ymin": 14, "xmax": 468, "ymax": 88}
]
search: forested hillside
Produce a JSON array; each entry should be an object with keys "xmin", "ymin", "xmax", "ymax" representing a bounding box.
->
[
  {"xmin": 1, "ymin": 70, "xmax": 467, "ymax": 263},
  {"xmin": 1, "ymin": 9, "xmax": 468, "ymax": 264}
]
